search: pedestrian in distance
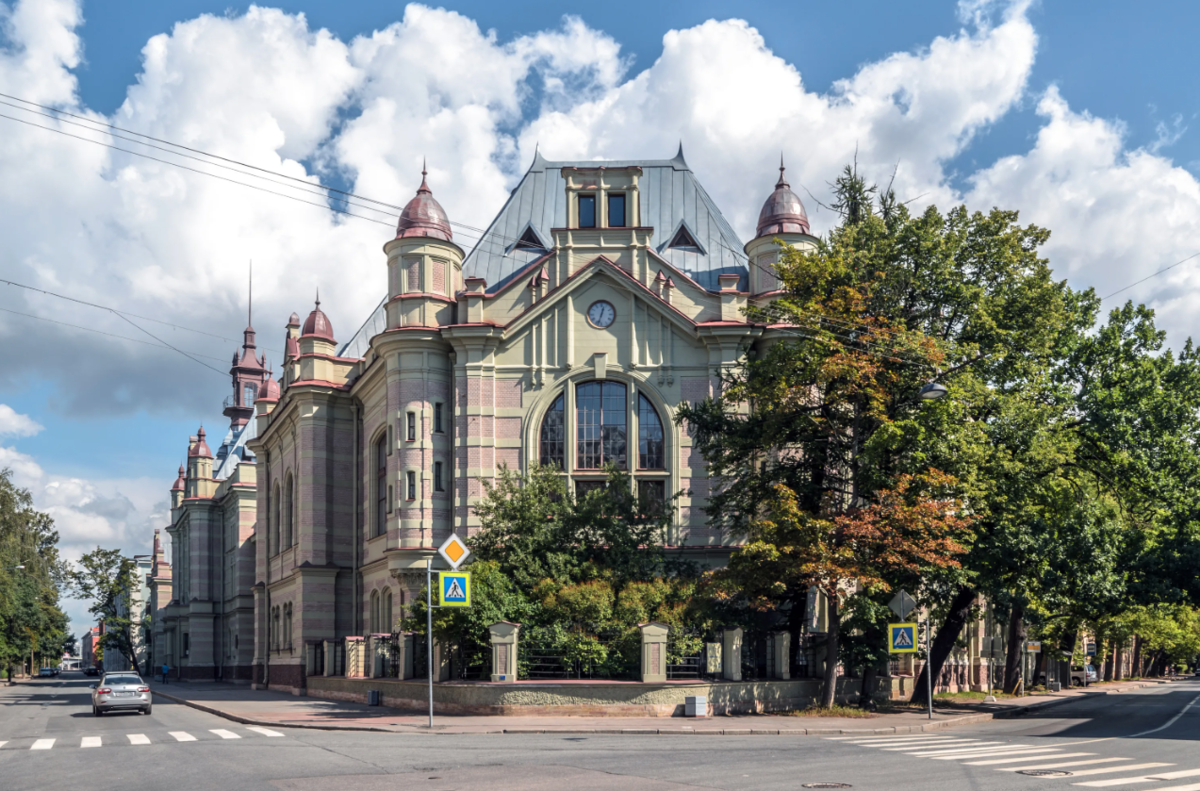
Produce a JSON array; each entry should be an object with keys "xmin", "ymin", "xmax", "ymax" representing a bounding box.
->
[{"xmin": 162, "ymin": 663, "xmax": 169, "ymax": 684}]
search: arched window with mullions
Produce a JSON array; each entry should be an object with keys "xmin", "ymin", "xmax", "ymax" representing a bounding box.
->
[
  {"xmin": 539, "ymin": 394, "xmax": 565, "ymax": 468},
  {"xmin": 638, "ymin": 394, "xmax": 665, "ymax": 470},
  {"xmin": 576, "ymin": 381, "xmax": 627, "ymax": 469}
]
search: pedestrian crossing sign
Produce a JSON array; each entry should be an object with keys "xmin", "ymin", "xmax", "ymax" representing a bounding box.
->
[
  {"xmin": 889, "ymin": 623, "xmax": 918, "ymax": 653},
  {"xmin": 440, "ymin": 572, "xmax": 471, "ymax": 608}
]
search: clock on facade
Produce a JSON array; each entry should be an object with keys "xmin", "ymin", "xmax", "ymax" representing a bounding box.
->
[{"xmin": 587, "ymin": 300, "xmax": 616, "ymax": 328}]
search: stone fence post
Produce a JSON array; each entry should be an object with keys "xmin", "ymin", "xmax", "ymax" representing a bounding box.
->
[
  {"xmin": 772, "ymin": 631, "xmax": 790, "ymax": 679},
  {"xmin": 722, "ymin": 627, "xmax": 743, "ymax": 681},
  {"xmin": 488, "ymin": 622, "xmax": 520, "ymax": 682},
  {"xmin": 640, "ymin": 622, "xmax": 668, "ymax": 683}
]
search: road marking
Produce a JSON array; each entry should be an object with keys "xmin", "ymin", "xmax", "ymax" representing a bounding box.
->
[
  {"xmin": 127, "ymin": 734, "xmax": 150, "ymax": 745},
  {"xmin": 80, "ymin": 737, "xmax": 101, "ymax": 748},
  {"xmin": 1065, "ymin": 764, "xmax": 1176, "ymax": 778},
  {"xmin": 1075, "ymin": 777, "xmax": 1164, "ymax": 787},
  {"xmin": 1126, "ymin": 692, "xmax": 1200, "ymax": 739},
  {"xmin": 842, "ymin": 734, "xmax": 955, "ymax": 742},
  {"xmin": 903, "ymin": 743, "xmax": 1021, "ymax": 756},
  {"xmin": 1152, "ymin": 771, "xmax": 1200, "ymax": 781},
  {"xmin": 993, "ymin": 758, "xmax": 1123, "ymax": 768},
  {"xmin": 884, "ymin": 740, "xmax": 996, "ymax": 752},
  {"xmin": 246, "ymin": 727, "xmax": 283, "ymax": 738},
  {"xmin": 30, "ymin": 739, "xmax": 54, "ymax": 750},
  {"xmin": 860, "ymin": 737, "xmax": 972, "ymax": 747},
  {"xmin": 970, "ymin": 753, "xmax": 1099, "ymax": 767},
  {"xmin": 210, "ymin": 729, "xmax": 241, "ymax": 740},
  {"xmin": 1140, "ymin": 785, "xmax": 1200, "ymax": 791},
  {"xmin": 931, "ymin": 748, "xmax": 1065, "ymax": 761},
  {"xmin": 170, "ymin": 732, "xmax": 196, "ymax": 742}
]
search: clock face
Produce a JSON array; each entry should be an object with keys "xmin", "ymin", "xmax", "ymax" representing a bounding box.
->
[{"xmin": 587, "ymin": 300, "xmax": 616, "ymax": 328}]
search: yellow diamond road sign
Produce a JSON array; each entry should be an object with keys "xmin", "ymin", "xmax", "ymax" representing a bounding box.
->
[{"xmin": 438, "ymin": 533, "xmax": 470, "ymax": 570}]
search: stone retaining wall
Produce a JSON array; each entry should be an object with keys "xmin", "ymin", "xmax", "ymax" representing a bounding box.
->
[{"xmin": 305, "ymin": 675, "xmax": 889, "ymax": 717}]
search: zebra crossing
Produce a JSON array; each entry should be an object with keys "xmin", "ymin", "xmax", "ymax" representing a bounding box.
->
[
  {"xmin": 5, "ymin": 726, "xmax": 284, "ymax": 751},
  {"xmin": 826, "ymin": 733, "xmax": 1200, "ymax": 789}
]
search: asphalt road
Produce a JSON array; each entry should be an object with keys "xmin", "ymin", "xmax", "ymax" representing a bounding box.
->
[{"xmin": 2, "ymin": 671, "xmax": 1199, "ymax": 791}]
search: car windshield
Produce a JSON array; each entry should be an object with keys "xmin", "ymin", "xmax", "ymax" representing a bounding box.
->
[{"xmin": 103, "ymin": 675, "xmax": 141, "ymax": 685}]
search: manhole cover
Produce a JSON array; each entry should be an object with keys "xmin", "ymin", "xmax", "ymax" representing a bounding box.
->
[
  {"xmin": 802, "ymin": 785, "xmax": 853, "ymax": 789},
  {"xmin": 1018, "ymin": 770, "xmax": 1073, "ymax": 777}
]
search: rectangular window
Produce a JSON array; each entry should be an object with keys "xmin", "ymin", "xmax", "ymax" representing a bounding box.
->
[
  {"xmin": 434, "ymin": 461, "xmax": 444, "ymax": 492},
  {"xmin": 407, "ymin": 471, "xmax": 417, "ymax": 500},
  {"xmin": 434, "ymin": 403, "xmax": 444, "ymax": 433},
  {"xmin": 607, "ymin": 193, "xmax": 626, "ymax": 227},
  {"xmin": 387, "ymin": 484, "xmax": 393, "ymax": 514},
  {"xmin": 638, "ymin": 480, "xmax": 666, "ymax": 513},
  {"xmin": 578, "ymin": 194, "xmax": 596, "ymax": 228},
  {"xmin": 387, "ymin": 424, "xmax": 393, "ymax": 454},
  {"xmin": 575, "ymin": 480, "xmax": 607, "ymax": 498},
  {"xmin": 407, "ymin": 412, "xmax": 416, "ymax": 441},
  {"xmin": 376, "ymin": 438, "xmax": 387, "ymax": 537}
]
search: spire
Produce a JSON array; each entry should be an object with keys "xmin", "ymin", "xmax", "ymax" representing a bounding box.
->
[
  {"xmin": 777, "ymin": 153, "xmax": 789, "ymax": 189},
  {"xmin": 248, "ymin": 259, "xmax": 253, "ymax": 328},
  {"xmin": 756, "ymin": 153, "xmax": 810, "ymax": 238},
  {"xmin": 418, "ymin": 157, "xmax": 430, "ymax": 194}
]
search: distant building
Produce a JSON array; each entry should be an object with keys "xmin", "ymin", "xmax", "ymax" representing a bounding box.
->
[
  {"xmin": 159, "ymin": 150, "xmax": 816, "ymax": 690},
  {"xmin": 80, "ymin": 626, "xmax": 100, "ymax": 669}
]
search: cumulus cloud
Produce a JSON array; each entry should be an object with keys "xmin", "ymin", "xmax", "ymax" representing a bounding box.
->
[{"xmin": 0, "ymin": 404, "xmax": 42, "ymax": 436}]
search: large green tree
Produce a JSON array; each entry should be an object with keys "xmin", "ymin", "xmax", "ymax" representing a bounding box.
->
[
  {"xmin": 71, "ymin": 548, "xmax": 145, "ymax": 676},
  {"xmin": 0, "ymin": 469, "xmax": 68, "ymax": 677}
]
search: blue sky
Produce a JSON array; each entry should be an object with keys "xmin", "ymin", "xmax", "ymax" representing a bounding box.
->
[{"xmin": 3, "ymin": 0, "xmax": 1200, "ymax": 633}]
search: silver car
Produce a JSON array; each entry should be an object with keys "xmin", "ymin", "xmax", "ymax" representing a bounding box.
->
[{"xmin": 91, "ymin": 673, "xmax": 152, "ymax": 716}]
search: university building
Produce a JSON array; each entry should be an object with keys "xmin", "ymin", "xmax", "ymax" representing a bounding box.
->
[{"xmin": 156, "ymin": 149, "xmax": 817, "ymax": 687}]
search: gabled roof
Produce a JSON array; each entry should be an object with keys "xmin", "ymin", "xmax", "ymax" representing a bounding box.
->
[
  {"xmin": 464, "ymin": 147, "xmax": 748, "ymax": 293},
  {"xmin": 338, "ymin": 148, "xmax": 749, "ymax": 360}
]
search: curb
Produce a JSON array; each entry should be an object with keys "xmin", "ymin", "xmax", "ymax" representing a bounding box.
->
[{"xmin": 150, "ymin": 678, "xmax": 1179, "ymax": 737}]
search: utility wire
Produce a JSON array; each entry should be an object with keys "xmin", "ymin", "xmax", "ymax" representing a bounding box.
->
[
  {"xmin": 0, "ymin": 277, "xmax": 282, "ymax": 354},
  {"xmin": 0, "ymin": 305, "xmax": 232, "ymax": 363},
  {"xmin": 1101, "ymin": 251, "xmax": 1200, "ymax": 301}
]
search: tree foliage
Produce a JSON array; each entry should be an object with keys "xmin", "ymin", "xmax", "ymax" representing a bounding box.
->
[{"xmin": 71, "ymin": 548, "xmax": 144, "ymax": 676}]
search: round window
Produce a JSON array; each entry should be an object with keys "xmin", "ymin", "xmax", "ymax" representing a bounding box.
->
[{"xmin": 587, "ymin": 300, "xmax": 616, "ymax": 328}]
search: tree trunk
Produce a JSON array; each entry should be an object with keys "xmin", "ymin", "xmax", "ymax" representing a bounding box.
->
[
  {"xmin": 860, "ymin": 664, "xmax": 877, "ymax": 709},
  {"xmin": 1033, "ymin": 650, "xmax": 1045, "ymax": 688},
  {"xmin": 786, "ymin": 589, "xmax": 808, "ymax": 678},
  {"xmin": 820, "ymin": 594, "xmax": 840, "ymax": 708},
  {"xmin": 910, "ymin": 584, "xmax": 976, "ymax": 705},
  {"xmin": 1002, "ymin": 602, "xmax": 1027, "ymax": 695},
  {"xmin": 1060, "ymin": 629, "xmax": 1079, "ymax": 688},
  {"xmin": 1131, "ymin": 635, "xmax": 1142, "ymax": 678},
  {"xmin": 1103, "ymin": 640, "xmax": 1115, "ymax": 681}
]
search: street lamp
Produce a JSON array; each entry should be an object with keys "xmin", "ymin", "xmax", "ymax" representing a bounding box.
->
[
  {"xmin": 918, "ymin": 381, "xmax": 948, "ymax": 401},
  {"xmin": 3, "ymin": 565, "xmax": 24, "ymax": 571}
]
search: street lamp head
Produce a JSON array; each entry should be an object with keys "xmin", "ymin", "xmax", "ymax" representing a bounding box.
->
[
  {"xmin": 14, "ymin": 565, "xmax": 23, "ymax": 570},
  {"xmin": 918, "ymin": 381, "xmax": 949, "ymax": 401}
]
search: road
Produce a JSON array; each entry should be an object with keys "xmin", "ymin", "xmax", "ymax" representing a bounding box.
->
[{"xmin": 2, "ymin": 671, "xmax": 1198, "ymax": 791}]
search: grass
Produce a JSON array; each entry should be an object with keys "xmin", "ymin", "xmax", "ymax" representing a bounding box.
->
[
  {"xmin": 933, "ymin": 690, "xmax": 1015, "ymax": 701},
  {"xmin": 784, "ymin": 704, "xmax": 877, "ymax": 718}
]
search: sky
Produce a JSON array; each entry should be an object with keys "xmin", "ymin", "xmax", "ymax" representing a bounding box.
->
[{"xmin": 4, "ymin": 0, "xmax": 1200, "ymax": 635}]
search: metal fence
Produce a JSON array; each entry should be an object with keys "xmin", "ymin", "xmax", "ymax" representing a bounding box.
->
[{"xmin": 522, "ymin": 636, "xmax": 638, "ymax": 680}]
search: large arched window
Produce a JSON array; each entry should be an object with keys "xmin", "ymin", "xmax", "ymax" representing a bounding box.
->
[
  {"xmin": 370, "ymin": 590, "xmax": 380, "ymax": 634},
  {"xmin": 576, "ymin": 381, "xmax": 627, "ymax": 469},
  {"xmin": 539, "ymin": 394, "xmax": 565, "ymax": 468},
  {"xmin": 382, "ymin": 588, "xmax": 393, "ymax": 634},
  {"xmin": 284, "ymin": 474, "xmax": 295, "ymax": 548},
  {"xmin": 537, "ymin": 381, "xmax": 669, "ymax": 500},
  {"xmin": 638, "ymin": 393, "xmax": 664, "ymax": 470}
]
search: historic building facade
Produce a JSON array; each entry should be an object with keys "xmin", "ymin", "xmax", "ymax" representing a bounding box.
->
[{"xmin": 159, "ymin": 149, "xmax": 816, "ymax": 689}]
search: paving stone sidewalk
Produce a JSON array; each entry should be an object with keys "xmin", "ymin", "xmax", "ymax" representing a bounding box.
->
[{"xmin": 147, "ymin": 677, "xmax": 1177, "ymax": 736}]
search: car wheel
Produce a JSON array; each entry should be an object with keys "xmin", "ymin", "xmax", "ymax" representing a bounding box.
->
[
  {"xmin": 93, "ymin": 706, "xmax": 102, "ymax": 717},
  {"xmin": 142, "ymin": 705, "xmax": 152, "ymax": 715}
]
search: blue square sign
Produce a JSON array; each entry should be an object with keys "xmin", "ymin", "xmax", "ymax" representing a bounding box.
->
[{"xmin": 440, "ymin": 572, "xmax": 471, "ymax": 608}]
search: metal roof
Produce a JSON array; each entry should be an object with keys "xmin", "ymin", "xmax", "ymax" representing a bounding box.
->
[
  {"xmin": 338, "ymin": 148, "xmax": 748, "ymax": 360},
  {"xmin": 213, "ymin": 420, "xmax": 255, "ymax": 480}
]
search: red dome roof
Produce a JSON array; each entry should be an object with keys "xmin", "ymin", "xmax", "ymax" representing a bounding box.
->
[
  {"xmin": 170, "ymin": 464, "xmax": 185, "ymax": 491},
  {"xmin": 287, "ymin": 312, "xmax": 300, "ymax": 327},
  {"xmin": 756, "ymin": 158, "xmax": 810, "ymax": 238},
  {"xmin": 396, "ymin": 164, "xmax": 452, "ymax": 242},
  {"xmin": 301, "ymin": 296, "xmax": 335, "ymax": 341},
  {"xmin": 257, "ymin": 373, "xmax": 281, "ymax": 401},
  {"xmin": 188, "ymin": 427, "xmax": 212, "ymax": 459}
]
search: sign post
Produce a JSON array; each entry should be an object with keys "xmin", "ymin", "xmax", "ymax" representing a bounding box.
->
[{"xmin": 426, "ymin": 534, "xmax": 473, "ymax": 729}]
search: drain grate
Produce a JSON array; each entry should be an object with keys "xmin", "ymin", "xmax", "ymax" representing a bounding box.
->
[
  {"xmin": 1018, "ymin": 770, "xmax": 1073, "ymax": 777},
  {"xmin": 802, "ymin": 785, "xmax": 853, "ymax": 789}
]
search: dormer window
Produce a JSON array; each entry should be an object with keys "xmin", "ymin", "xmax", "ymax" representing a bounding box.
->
[
  {"xmin": 578, "ymin": 194, "xmax": 596, "ymax": 228},
  {"xmin": 243, "ymin": 384, "xmax": 256, "ymax": 406},
  {"xmin": 607, "ymin": 193, "xmax": 626, "ymax": 228}
]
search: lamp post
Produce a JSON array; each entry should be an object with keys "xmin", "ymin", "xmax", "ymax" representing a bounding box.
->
[{"xmin": 917, "ymin": 380, "xmax": 948, "ymax": 718}]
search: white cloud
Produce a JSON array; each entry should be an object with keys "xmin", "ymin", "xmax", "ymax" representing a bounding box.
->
[{"xmin": 0, "ymin": 404, "xmax": 42, "ymax": 436}]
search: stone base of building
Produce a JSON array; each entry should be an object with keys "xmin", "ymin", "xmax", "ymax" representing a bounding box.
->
[{"xmin": 305, "ymin": 675, "xmax": 889, "ymax": 717}]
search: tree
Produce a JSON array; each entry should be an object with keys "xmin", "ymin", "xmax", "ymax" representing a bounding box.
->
[
  {"xmin": 71, "ymin": 548, "xmax": 144, "ymax": 676},
  {"xmin": 679, "ymin": 166, "xmax": 1083, "ymax": 705},
  {"xmin": 0, "ymin": 469, "xmax": 68, "ymax": 677}
]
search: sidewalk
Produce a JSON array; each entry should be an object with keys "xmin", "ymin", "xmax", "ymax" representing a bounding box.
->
[{"xmin": 148, "ymin": 676, "xmax": 1179, "ymax": 736}]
